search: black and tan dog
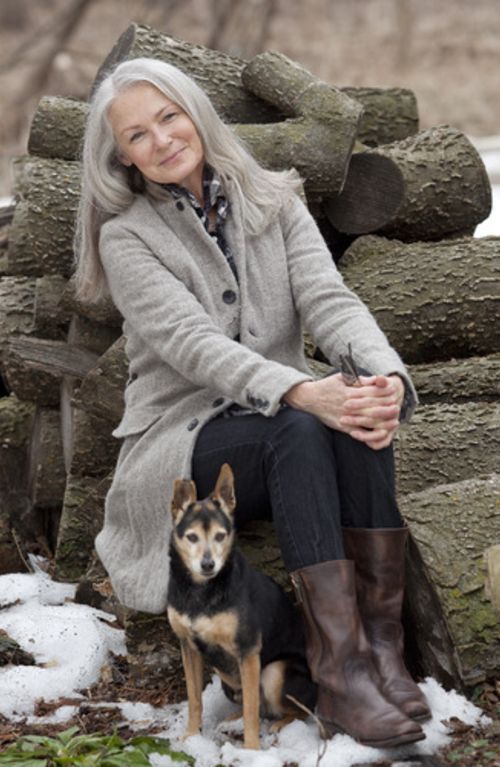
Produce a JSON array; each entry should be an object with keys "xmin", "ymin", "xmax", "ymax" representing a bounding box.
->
[{"xmin": 166, "ymin": 463, "xmax": 317, "ymax": 750}]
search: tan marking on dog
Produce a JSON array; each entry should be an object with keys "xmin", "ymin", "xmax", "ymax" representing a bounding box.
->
[
  {"xmin": 167, "ymin": 607, "xmax": 192, "ymax": 641},
  {"xmin": 180, "ymin": 638, "xmax": 204, "ymax": 738},
  {"xmin": 193, "ymin": 611, "xmax": 239, "ymax": 655},
  {"xmin": 260, "ymin": 660, "xmax": 286, "ymax": 717},
  {"xmin": 240, "ymin": 651, "xmax": 261, "ymax": 749},
  {"xmin": 172, "ymin": 516, "xmax": 234, "ymax": 584}
]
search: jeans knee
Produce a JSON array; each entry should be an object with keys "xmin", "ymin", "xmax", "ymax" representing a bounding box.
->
[{"xmin": 267, "ymin": 409, "xmax": 333, "ymax": 464}]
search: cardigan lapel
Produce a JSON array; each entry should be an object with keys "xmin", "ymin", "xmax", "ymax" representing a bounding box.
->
[{"xmin": 148, "ymin": 191, "xmax": 239, "ymax": 289}]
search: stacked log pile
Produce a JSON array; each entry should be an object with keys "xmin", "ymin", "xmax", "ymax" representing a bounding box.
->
[{"xmin": 1, "ymin": 24, "xmax": 499, "ymax": 691}]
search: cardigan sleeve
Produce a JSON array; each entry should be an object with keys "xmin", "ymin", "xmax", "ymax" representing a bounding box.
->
[
  {"xmin": 281, "ymin": 194, "xmax": 418, "ymax": 422},
  {"xmin": 99, "ymin": 220, "xmax": 311, "ymax": 417}
]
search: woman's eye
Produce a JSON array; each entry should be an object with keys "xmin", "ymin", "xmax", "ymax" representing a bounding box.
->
[
  {"xmin": 214, "ymin": 532, "xmax": 226, "ymax": 543},
  {"xmin": 130, "ymin": 131, "xmax": 144, "ymax": 143},
  {"xmin": 186, "ymin": 533, "xmax": 198, "ymax": 543},
  {"xmin": 162, "ymin": 111, "xmax": 177, "ymax": 122}
]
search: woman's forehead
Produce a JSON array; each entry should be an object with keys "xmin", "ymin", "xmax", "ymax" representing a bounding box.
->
[{"xmin": 108, "ymin": 82, "xmax": 180, "ymax": 130}]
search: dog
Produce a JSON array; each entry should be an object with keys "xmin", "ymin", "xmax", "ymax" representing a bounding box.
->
[{"xmin": 166, "ymin": 463, "xmax": 317, "ymax": 750}]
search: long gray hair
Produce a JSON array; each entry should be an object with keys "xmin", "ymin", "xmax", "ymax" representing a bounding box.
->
[{"xmin": 74, "ymin": 56, "xmax": 301, "ymax": 303}]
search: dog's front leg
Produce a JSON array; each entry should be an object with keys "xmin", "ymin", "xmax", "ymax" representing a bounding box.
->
[
  {"xmin": 180, "ymin": 639, "xmax": 204, "ymax": 739},
  {"xmin": 239, "ymin": 651, "xmax": 261, "ymax": 749}
]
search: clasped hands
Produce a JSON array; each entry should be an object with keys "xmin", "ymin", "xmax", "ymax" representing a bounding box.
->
[{"xmin": 284, "ymin": 373, "xmax": 405, "ymax": 451}]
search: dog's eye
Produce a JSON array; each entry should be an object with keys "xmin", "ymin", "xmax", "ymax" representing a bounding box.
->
[
  {"xmin": 186, "ymin": 533, "xmax": 199, "ymax": 543},
  {"xmin": 214, "ymin": 532, "xmax": 226, "ymax": 543}
]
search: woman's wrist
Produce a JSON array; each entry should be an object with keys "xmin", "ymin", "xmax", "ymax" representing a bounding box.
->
[{"xmin": 283, "ymin": 380, "xmax": 316, "ymax": 411}]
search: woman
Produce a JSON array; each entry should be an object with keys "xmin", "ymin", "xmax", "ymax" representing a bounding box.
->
[{"xmin": 75, "ymin": 57, "xmax": 430, "ymax": 747}]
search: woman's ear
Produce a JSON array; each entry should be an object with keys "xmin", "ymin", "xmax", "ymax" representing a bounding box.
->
[{"xmin": 117, "ymin": 152, "xmax": 132, "ymax": 167}]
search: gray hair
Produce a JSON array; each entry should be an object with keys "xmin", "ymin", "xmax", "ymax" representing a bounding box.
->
[{"xmin": 74, "ymin": 57, "xmax": 301, "ymax": 303}]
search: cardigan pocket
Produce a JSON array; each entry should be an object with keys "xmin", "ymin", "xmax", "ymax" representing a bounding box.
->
[{"xmin": 112, "ymin": 408, "xmax": 165, "ymax": 439}]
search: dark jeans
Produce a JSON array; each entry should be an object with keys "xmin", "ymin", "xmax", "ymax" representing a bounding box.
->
[{"xmin": 192, "ymin": 407, "xmax": 403, "ymax": 573}]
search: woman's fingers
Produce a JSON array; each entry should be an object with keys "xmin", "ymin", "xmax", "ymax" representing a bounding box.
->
[{"xmin": 349, "ymin": 425, "xmax": 398, "ymax": 450}]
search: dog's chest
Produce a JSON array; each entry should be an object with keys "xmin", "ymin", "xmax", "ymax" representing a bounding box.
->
[{"xmin": 167, "ymin": 606, "xmax": 240, "ymax": 656}]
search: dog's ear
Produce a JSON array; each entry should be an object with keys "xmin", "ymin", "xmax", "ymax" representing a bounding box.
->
[
  {"xmin": 213, "ymin": 463, "xmax": 236, "ymax": 516},
  {"xmin": 171, "ymin": 478, "xmax": 197, "ymax": 521}
]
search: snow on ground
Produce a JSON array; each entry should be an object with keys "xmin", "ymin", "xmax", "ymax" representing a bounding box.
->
[{"xmin": 0, "ymin": 561, "xmax": 490, "ymax": 766}]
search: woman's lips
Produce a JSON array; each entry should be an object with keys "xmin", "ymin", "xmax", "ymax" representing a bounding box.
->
[{"xmin": 160, "ymin": 147, "xmax": 185, "ymax": 165}]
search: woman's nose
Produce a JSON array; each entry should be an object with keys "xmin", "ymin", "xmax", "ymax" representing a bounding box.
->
[{"xmin": 152, "ymin": 125, "xmax": 173, "ymax": 148}]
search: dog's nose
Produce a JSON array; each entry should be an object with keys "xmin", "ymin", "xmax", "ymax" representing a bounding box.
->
[{"xmin": 201, "ymin": 556, "xmax": 215, "ymax": 573}]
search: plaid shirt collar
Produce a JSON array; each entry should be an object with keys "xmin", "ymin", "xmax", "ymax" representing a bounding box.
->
[{"xmin": 161, "ymin": 164, "xmax": 230, "ymax": 226}]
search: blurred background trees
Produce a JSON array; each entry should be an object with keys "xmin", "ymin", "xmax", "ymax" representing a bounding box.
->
[{"xmin": 1, "ymin": 0, "xmax": 500, "ymax": 197}]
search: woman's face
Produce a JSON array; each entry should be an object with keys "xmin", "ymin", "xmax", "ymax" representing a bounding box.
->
[{"xmin": 109, "ymin": 81, "xmax": 205, "ymax": 198}]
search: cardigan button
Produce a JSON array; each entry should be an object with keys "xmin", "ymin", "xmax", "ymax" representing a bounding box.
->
[
  {"xmin": 176, "ymin": 200, "xmax": 185, "ymax": 211},
  {"xmin": 212, "ymin": 397, "xmax": 225, "ymax": 408},
  {"xmin": 223, "ymin": 289, "xmax": 237, "ymax": 304},
  {"xmin": 187, "ymin": 418, "xmax": 199, "ymax": 431}
]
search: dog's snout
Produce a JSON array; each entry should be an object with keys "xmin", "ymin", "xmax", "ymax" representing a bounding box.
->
[{"xmin": 201, "ymin": 552, "xmax": 215, "ymax": 573}]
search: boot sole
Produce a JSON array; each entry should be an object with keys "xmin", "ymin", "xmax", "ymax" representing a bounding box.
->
[{"xmin": 319, "ymin": 718, "xmax": 426, "ymax": 748}]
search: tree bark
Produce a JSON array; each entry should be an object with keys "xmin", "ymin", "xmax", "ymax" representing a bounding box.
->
[
  {"xmin": 400, "ymin": 474, "xmax": 500, "ymax": 690},
  {"xmin": 28, "ymin": 96, "xmax": 88, "ymax": 162},
  {"xmin": 93, "ymin": 23, "xmax": 281, "ymax": 124},
  {"xmin": 61, "ymin": 276, "xmax": 122, "ymax": 328},
  {"xmin": 341, "ymin": 86, "xmax": 418, "ymax": 147},
  {"xmin": 340, "ymin": 235, "xmax": 500, "ymax": 364},
  {"xmin": 8, "ymin": 158, "xmax": 81, "ymax": 278},
  {"xmin": 74, "ymin": 335, "xmax": 127, "ymax": 424},
  {"xmin": 394, "ymin": 402, "xmax": 500, "ymax": 495},
  {"xmin": 34, "ymin": 275, "xmax": 72, "ymax": 337},
  {"xmin": 409, "ymin": 353, "xmax": 500, "ymax": 404},
  {"xmin": 54, "ymin": 473, "xmax": 112, "ymax": 582},
  {"xmin": 327, "ymin": 126, "xmax": 491, "ymax": 240},
  {"xmin": 0, "ymin": 396, "xmax": 36, "ymax": 574},
  {"xmin": 27, "ymin": 87, "xmax": 418, "ymax": 162},
  {"xmin": 69, "ymin": 407, "xmax": 120, "ymax": 478},
  {"xmin": 239, "ymin": 51, "xmax": 362, "ymax": 194},
  {"xmin": 27, "ymin": 407, "xmax": 65, "ymax": 508},
  {"xmin": 0, "ymin": 277, "xmax": 36, "ymax": 370}
]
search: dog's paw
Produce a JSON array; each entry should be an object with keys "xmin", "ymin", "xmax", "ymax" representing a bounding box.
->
[{"xmin": 181, "ymin": 728, "xmax": 200, "ymax": 741}]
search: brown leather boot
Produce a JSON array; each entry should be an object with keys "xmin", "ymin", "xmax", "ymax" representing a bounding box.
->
[
  {"xmin": 291, "ymin": 559, "xmax": 425, "ymax": 748},
  {"xmin": 343, "ymin": 526, "xmax": 432, "ymax": 722}
]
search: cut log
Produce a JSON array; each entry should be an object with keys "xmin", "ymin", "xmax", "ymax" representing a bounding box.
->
[
  {"xmin": 94, "ymin": 24, "xmax": 281, "ymax": 123},
  {"xmin": 69, "ymin": 407, "xmax": 120, "ymax": 478},
  {"xmin": 322, "ymin": 150, "xmax": 405, "ymax": 234},
  {"xmin": 6, "ymin": 335, "xmax": 99, "ymax": 378},
  {"xmin": 341, "ymin": 86, "xmax": 418, "ymax": 147},
  {"xmin": 3, "ymin": 335, "xmax": 98, "ymax": 406},
  {"xmin": 400, "ymin": 474, "xmax": 500, "ymax": 690},
  {"xmin": 340, "ymin": 235, "xmax": 500, "ymax": 364},
  {"xmin": 27, "ymin": 88, "xmax": 417, "ymax": 163},
  {"xmin": 26, "ymin": 407, "xmax": 65, "ymax": 508},
  {"xmin": 7, "ymin": 158, "xmax": 81, "ymax": 277},
  {"xmin": 74, "ymin": 335, "xmax": 127, "ymax": 424},
  {"xmin": 409, "ymin": 353, "xmax": 500, "ymax": 404},
  {"xmin": 327, "ymin": 126, "xmax": 491, "ymax": 240},
  {"xmin": 67, "ymin": 314, "xmax": 121, "ymax": 357},
  {"xmin": 236, "ymin": 51, "xmax": 362, "ymax": 194},
  {"xmin": 28, "ymin": 96, "xmax": 87, "ymax": 162},
  {"xmin": 34, "ymin": 275, "xmax": 72, "ymax": 337},
  {"xmin": 394, "ymin": 402, "xmax": 500, "ymax": 495},
  {"xmin": 54, "ymin": 472, "xmax": 112, "ymax": 581},
  {"xmin": 0, "ymin": 396, "xmax": 36, "ymax": 574},
  {"xmin": 0, "ymin": 276, "xmax": 36, "ymax": 368},
  {"xmin": 61, "ymin": 276, "xmax": 123, "ymax": 327}
]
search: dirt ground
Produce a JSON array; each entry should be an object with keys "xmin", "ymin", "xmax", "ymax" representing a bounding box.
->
[
  {"xmin": 2, "ymin": 0, "xmax": 500, "ymax": 196},
  {"xmin": 0, "ymin": 649, "xmax": 499, "ymax": 766}
]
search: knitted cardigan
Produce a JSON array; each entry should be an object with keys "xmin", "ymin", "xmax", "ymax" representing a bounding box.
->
[{"xmin": 94, "ymin": 184, "xmax": 416, "ymax": 613}]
